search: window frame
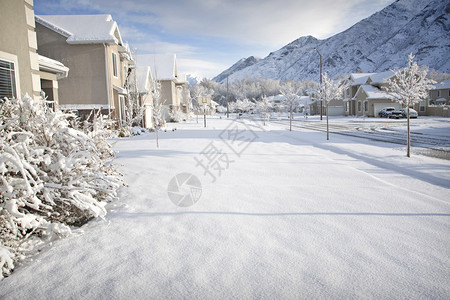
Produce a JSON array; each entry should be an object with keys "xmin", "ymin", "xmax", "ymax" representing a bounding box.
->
[
  {"xmin": 112, "ymin": 52, "xmax": 118, "ymax": 78},
  {"xmin": 0, "ymin": 58, "xmax": 18, "ymax": 99}
]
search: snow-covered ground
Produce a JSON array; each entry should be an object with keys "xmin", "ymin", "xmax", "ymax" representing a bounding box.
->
[{"xmin": 1, "ymin": 117, "xmax": 449, "ymax": 299}]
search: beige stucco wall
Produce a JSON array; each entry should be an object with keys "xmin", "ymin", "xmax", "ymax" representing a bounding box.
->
[
  {"xmin": 0, "ymin": 0, "xmax": 40, "ymax": 99},
  {"xmin": 35, "ymin": 23, "xmax": 109, "ymax": 107},
  {"xmin": 430, "ymin": 89, "xmax": 450, "ymax": 102}
]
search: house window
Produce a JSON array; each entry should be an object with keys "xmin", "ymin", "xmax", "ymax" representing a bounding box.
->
[
  {"xmin": 364, "ymin": 100, "xmax": 368, "ymax": 112},
  {"xmin": 0, "ymin": 59, "xmax": 17, "ymax": 98},
  {"xmin": 437, "ymin": 90, "xmax": 441, "ymax": 97},
  {"xmin": 112, "ymin": 53, "xmax": 118, "ymax": 77},
  {"xmin": 345, "ymin": 101, "xmax": 349, "ymax": 112},
  {"xmin": 357, "ymin": 101, "xmax": 362, "ymax": 112},
  {"xmin": 419, "ymin": 101, "xmax": 426, "ymax": 112}
]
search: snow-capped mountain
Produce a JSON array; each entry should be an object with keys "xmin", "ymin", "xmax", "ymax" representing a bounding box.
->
[
  {"xmin": 213, "ymin": 56, "xmax": 261, "ymax": 83},
  {"xmin": 186, "ymin": 74, "xmax": 202, "ymax": 86},
  {"xmin": 216, "ymin": 0, "xmax": 449, "ymax": 83}
]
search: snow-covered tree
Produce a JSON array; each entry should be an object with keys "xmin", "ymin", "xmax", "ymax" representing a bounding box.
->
[
  {"xmin": 280, "ymin": 82, "xmax": 300, "ymax": 131},
  {"xmin": 0, "ymin": 96, "xmax": 121, "ymax": 278},
  {"xmin": 123, "ymin": 67, "xmax": 145, "ymax": 133},
  {"xmin": 384, "ymin": 53, "xmax": 435, "ymax": 157},
  {"xmin": 314, "ymin": 73, "xmax": 348, "ymax": 140},
  {"xmin": 256, "ymin": 95, "xmax": 273, "ymax": 126},
  {"xmin": 151, "ymin": 80, "xmax": 164, "ymax": 148}
]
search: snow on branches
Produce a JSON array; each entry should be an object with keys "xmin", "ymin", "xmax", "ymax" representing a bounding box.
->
[
  {"xmin": 384, "ymin": 53, "xmax": 435, "ymax": 108},
  {"xmin": 384, "ymin": 53, "xmax": 435, "ymax": 157},
  {"xmin": 280, "ymin": 82, "xmax": 300, "ymax": 131},
  {"xmin": 314, "ymin": 73, "xmax": 348, "ymax": 140},
  {"xmin": 0, "ymin": 96, "xmax": 121, "ymax": 278}
]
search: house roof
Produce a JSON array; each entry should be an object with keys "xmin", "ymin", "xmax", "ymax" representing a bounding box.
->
[
  {"xmin": 142, "ymin": 54, "xmax": 178, "ymax": 81},
  {"xmin": 136, "ymin": 66, "xmax": 153, "ymax": 94},
  {"xmin": 349, "ymin": 73, "xmax": 374, "ymax": 86},
  {"xmin": 355, "ymin": 85, "xmax": 394, "ymax": 100},
  {"xmin": 38, "ymin": 54, "xmax": 69, "ymax": 79},
  {"xmin": 298, "ymin": 95, "xmax": 313, "ymax": 105},
  {"xmin": 368, "ymin": 70, "xmax": 395, "ymax": 85},
  {"xmin": 35, "ymin": 14, "xmax": 123, "ymax": 45},
  {"xmin": 433, "ymin": 80, "xmax": 450, "ymax": 90}
]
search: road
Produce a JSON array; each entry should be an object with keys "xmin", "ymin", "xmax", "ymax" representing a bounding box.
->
[{"xmin": 272, "ymin": 117, "xmax": 450, "ymax": 159}]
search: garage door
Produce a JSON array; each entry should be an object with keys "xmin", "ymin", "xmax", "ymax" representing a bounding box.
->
[
  {"xmin": 328, "ymin": 106, "xmax": 345, "ymax": 116},
  {"xmin": 373, "ymin": 103, "xmax": 401, "ymax": 116}
]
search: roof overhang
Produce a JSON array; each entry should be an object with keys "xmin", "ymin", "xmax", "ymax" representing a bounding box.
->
[{"xmin": 38, "ymin": 55, "xmax": 69, "ymax": 79}]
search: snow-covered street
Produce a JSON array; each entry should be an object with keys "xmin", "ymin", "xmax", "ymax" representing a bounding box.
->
[{"xmin": 1, "ymin": 117, "xmax": 449, "ymax": 299}]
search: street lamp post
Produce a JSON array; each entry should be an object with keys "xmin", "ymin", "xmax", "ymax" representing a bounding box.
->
[{"xmin": 314, "ymin": 47, "xmax": 323, "ymax": 120}]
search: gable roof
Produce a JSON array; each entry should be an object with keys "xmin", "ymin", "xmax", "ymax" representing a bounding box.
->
[
  {"xmin": 354, "ymin": 84, "xmax": 394, "ymax": 100},
  {"xmin": 433, "ymin": 80, "xmax": 450, "ymax": 90},
  {"xmin": 141, "ymin": 54, "xmax": 177, "ymax": 81},
  {"xmin": 349, "ymin": 73, "xmax": 375, "ymax": 86},
  {"xmin": 136, "ymin": 66, "xmax": 153, "ymax": 94},
  {"xmin": 368, "ymin": 70, "xmax": 395, "ymax": 85},
  {"xmin": 35, "ymin": 14, "xmax": 123, "ymax": 45}
]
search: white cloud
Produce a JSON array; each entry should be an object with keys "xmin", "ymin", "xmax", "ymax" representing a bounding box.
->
[{"xmin": 36, "ymin": 0, "xmax": 395, "ymax": 78}]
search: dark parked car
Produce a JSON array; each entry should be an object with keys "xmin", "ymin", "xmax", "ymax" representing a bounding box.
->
[
  {"xmin": 400, "ymin": 108, "xmax": 418, "ymax": 118},
  {"xmin": 378, "ymin": 107, "xmax": 402, "ymax": 119}
]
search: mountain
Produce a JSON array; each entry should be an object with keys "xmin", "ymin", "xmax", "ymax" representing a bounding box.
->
[
  {"xmin": 212, "ymin": 56, "xmax": 261, "ymax": 82},
  {"xmin": 215, "ymin": 0, "xmax": 450, "ymax": 83},
  {"xmin": 186, "ymin": 74, "xmax": 202, "ymax": 86}
]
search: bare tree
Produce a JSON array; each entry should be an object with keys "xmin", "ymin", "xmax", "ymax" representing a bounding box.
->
[
  {"xmin": 384, "ymin": 53, "xmax": 435, "ymax": 157},
  {"xmin": 256, "ymin": 95, "xmax": 273, "ymax": 126},
  {"xmin": 314, "ymin": 73, "xmax": 348, "ymax": 140},
  {"xmin": 151, "ymin": 79, "xmax": 164, "ymax": 148},
  {"xmin": 280, "ymin": 82, "xmax": 300, "ymax": 131}
]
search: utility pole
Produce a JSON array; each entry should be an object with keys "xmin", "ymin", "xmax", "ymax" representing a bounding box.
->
[
  {"xmin": 226, "ymin": 75, "xmax": 229, "ymax": 118},
  {"xmin": 314, "ymin": 47, "xmax": 323, "ymax": 120}
]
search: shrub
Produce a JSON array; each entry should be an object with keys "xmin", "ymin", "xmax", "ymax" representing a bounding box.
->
[{"xmin": 0, "ymin": 96, "xmax": 121, "ymax": 278}]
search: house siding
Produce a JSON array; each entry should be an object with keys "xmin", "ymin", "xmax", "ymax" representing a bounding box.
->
[
  {"xmin": 35, "ymin": 23, "xmax": 109, "ymax": 107},
  {"xmin": 0, "ymin": 0, "xmax": 41, "ymax": 99}
]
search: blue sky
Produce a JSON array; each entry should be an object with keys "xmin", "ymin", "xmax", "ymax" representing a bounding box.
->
[{"xmin": 34, "ymin": 0, "xmax": 394, "ymax": 79}]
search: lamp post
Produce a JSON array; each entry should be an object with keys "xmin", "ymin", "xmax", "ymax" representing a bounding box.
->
[
  {"xmin": 226, "ymin": 75, "xmax": 229, "ymax": 118},
  {"xmin": 314, "ymin": 47, "xmax": 323, "ymax": 120}
]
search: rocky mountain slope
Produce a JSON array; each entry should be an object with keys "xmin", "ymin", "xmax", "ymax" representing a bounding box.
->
[
  {"xmin": 212, "ymin": 56, "xmax": 261, "ymax": 82},
  {"xmin": 214, "ymin": 0, "xmax": 449, "ymax": 83}
]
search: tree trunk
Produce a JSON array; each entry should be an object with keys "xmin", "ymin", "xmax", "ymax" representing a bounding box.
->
[
  {"xmin": 156, "ymin": 127, "xmax": 159, "ymax": 148},
  {"xmin": 407, "ymin": 106, "xmax": 410, "ymax": 157},
  {"xmin": 290, "ymin": 106, "xmax": 293, "ymax": 131},
  {"xmin": 326, "ymin": 103, "xmax": 329, "ymax": 140}
]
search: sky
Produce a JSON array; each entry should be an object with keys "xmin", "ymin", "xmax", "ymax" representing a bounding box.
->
[{"xmin": 34, "ymin": 0, "xmax": 395, "ymax": 79}]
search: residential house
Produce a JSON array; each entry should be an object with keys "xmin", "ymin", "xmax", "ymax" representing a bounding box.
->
[
  {"xmin": 427, "ymin": 80, "xmax": 450, "ymax": 117},
  {"xmin": 349, "ymin": 71, "xmax": 402, "ymax": 117},
  {"xmin": 0, "ymin": 0, "xmax": 68, "ymax": 104},
  {"xmin": 143, "ymin": 54, "xmax": 187, "ymax": 121},
  {"xmin": 34, "ymin": 14, "xmax": 133, "ymax": 122},
  {"xmin": 343, "ymin": 73, "xmax": 374, "ymax": 116}
]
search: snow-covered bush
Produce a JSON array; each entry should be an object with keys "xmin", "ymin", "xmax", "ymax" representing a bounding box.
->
[
  {"xmin": 0, "ymin": 96, "xmax": 121, "ymax": 278},
  {"xmin": 169, "ymin": 109, "xmax": 187, "ymax": 123}
]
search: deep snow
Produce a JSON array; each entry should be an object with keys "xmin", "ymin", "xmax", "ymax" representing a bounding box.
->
[{"xmin": 1, "ymin": 117, "xmax": 449, "ymax": 299}]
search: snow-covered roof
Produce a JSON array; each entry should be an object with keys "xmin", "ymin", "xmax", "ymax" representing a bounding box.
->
[
  {"xmin": 136, "ymin": 66, "xmax": 153, "ymax": 94},
  {"xmin": 38, "ymin": 54, "xmax": 69, "ymax": 79},
  {"xmin": 355, "ymin": 85, "xmax": 394, "ymax": 100},
  {"xmin": 269, "ymin": 94, "xmax": 285, "ymax": 102},
  {"xmin": 142, "ymin": 54, "xmax": 177, "ymax": 81},
  {"xmin": 368, "ymin": 71, "xmax": 395, "ymax": 84},
  {"xmin": 298, "ymin": 95, "xmax": 313, "ymax": 105},
  {"xmin": 349, "ymin": 73, "xmax": 375, "ymax": 86},
  {"xmin": 35, "ymin": 14, "xmax": 123, "ymax": 45},
  {"xmin": 433, "ymin": 80, "xmax": 450, "ymax": 90}
]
